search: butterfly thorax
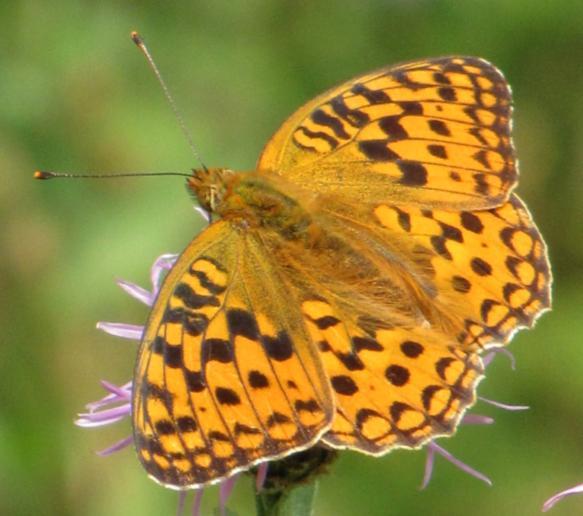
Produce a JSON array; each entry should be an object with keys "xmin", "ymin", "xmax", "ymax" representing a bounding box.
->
[{"xmin": 189, "ymin": 169, "xmax": 314, "ymax": 240}]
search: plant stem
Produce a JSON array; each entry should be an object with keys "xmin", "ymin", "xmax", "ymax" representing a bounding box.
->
[{"xmin": 255, "ymin": 480, "xmax": 317, "ymax": 516}]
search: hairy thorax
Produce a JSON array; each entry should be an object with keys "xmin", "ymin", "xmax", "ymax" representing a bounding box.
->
[
  {"xmin": 187, "ymin": 168, "xmax": 433, "ymax": 327},
  {"xmin": 188, "ymin": 168, "xmax": 319, "ymax": 242}
]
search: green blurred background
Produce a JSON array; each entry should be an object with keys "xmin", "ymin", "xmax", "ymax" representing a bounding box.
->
[{"xmin": 1, "ymin": 1, "xmax": 581, "ymax": 515}]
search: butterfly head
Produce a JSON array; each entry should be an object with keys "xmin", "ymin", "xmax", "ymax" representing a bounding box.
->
[{"xmin": 187, "ymin": 167, "xmax": 235, "ymax": 214}]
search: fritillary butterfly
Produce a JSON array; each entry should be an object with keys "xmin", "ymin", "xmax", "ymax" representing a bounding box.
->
[{"xmin": 133, "ymin": 56, "xmax": 551, "ymax": 488}]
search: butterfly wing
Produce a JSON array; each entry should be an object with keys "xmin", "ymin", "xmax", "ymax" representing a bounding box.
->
[
  {"xmin": 283, "ymin": 192, "xmax": 549, "ymax": 454},
  {"xmin": 258, "ymin": 56, "xmax": 515, "ymax": 211},
  {"xmin": 268, "ymin": 235, "xmax": 484, "ymax": 455},
  {"xmin": 371, "ymin": 194, "xmax": 551, "ymax": 349},
  {"xmin": 132, "ymin": 221, "xmax": 333, "ymax": 488},
  {"xmin": 311, "ymin": 192, "xmax": 551, "ymax": 352},
  {"xmin": 302, "ymin": 299, "xmax": 484, "ymax": 454}
]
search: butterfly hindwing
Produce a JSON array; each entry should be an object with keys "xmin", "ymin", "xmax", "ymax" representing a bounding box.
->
[
  {"xmin": 258, "ymin": 56, "xmax": 515, "ymax": 211},
  {"xmin": 133, "ymin": 221, "xmax": 333, "ymax": 488},
  {"xmin": 371, "ymin": 194, "xmax": 552, "ymax": 349},
  {"xmin": 300, "ymin": 300, "xmax": 484, "ymax": 454}
]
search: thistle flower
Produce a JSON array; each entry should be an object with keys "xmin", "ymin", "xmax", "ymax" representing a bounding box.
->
[{"xmin": 75, "ymin": 252, "xmax": 531, "ymax": 515}]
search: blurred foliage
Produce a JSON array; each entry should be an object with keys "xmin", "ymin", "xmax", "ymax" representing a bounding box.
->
[{"xmin": 1, "ymin": 1, "xmax": 581, "ymax": 515}]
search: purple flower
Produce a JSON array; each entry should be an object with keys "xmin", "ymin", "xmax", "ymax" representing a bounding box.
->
[
  {"xmin": 543, "ymin": 483, "xmax": 583, "ymax": 512},
  {"xmin": 76, "ymin": 252, "xmax": 532, "ymax": 514}
]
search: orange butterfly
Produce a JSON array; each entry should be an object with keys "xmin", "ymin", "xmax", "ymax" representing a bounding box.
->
[{"xmin": 131, "ymin": 56, "xmax": 551, "ymax": 488}]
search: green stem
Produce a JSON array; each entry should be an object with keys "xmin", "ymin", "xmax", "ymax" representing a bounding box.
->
[{"xmin": 255, "ymin": 480, "xmax": 317, "ymax": 516}]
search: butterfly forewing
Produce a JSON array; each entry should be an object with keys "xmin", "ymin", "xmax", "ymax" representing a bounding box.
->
[
  {"xmin": 133, "ymin": 221, "xmax": 333, "ymax": 488},
  {"xmin": 258, "ymin": 56, "xmax": 515, "ymax": 211}
]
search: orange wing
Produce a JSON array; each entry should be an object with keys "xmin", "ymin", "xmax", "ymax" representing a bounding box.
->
[
  {"xmin": 258, "ymin": 56, "xmax": 515, "ymax": 211},
  {"xmin": 371, "ymin": 194, "xmax": 551, "ymax": 349},
  {"xmin": 301, "ymin": 298, "xmax": 484, "ymax": 455},
  {"xmin": 133, "ymin": 221, "xmax": 333, "ymax": 488},
  {"xmin": 308, "ymin": 192, "xmax": 551, "ymax": 352}
]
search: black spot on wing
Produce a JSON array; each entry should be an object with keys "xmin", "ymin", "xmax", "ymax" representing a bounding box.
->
[
  {"xmin": 331, "ymin": 375, "xmax": 358, "ymax": 395},
  {"xmin": 400, "ymin": 340, "xmax": 424, "ymax": 358},
  {"xmin": 351, "ymin": 83, "xmax": 391, "ymax": 103},
  {"xmin": 174, "ymin": 283, "xmax": 220, "ymax": 309},
  {"xmin": 155, "ymin": 420, "xmax": 175, "ymax": 435},
  {"xmin": 471, "ymin": 257, "xmax": 493, "ymax": 276},
  {"xmin": 439, "ymin": 222, "xmax": 463, "ymax": 243},
  {"xmin": 330, "ymin": 95, "xmax": 369, "ymax": 127},
  {"xmin": 202, "ymin": 338, "xmax": 233, "ymax": 363},
  {"xmin": 399, "ymin": 101, "xmax": 423, "ymax": 115},
  {"xmin": 428, "ymin": 119, "xmax": 451, "ymax": 136},
  {"xmin": 190, "ymin": 269, "xmax": 226, "ymax": 295},
  {"xmin": 227, "ymin": 309, "xmax": 259, "ymax": 340},
  {"xmin": 294, "ymin": 399, "xmax": 321, "ymax": 413},
  {"xmin": 294, "ymin": 126, "xmax": 339, "ymax": 150},
  {"xmin": 336, "ymin": 352, "xmax": 365, "ymax": 371},
  {"xmin": 262, "ymin": 331, "xmax": 293, "ymax": 361},
  {"xmin": 397, "ymin": 161, "xmax": 428, "ymax": 186},
  {"xmin": 385, "ymin": 364, "xmax": 410, "ymax": 386},
  {"xmin": 164, "ymin": 344, "xmax": 183, "ymax": 368},
  {"xmin": 248, "ymin": 370, "xmax": 269, "ymax": 389},
  {"xmin": 452, "ymin": 275, "xmax": 471, "ymax": 293},
  {"xmin": 437, "ymin": 86, "xmax": 457, "ymax": 101},
  {"xmin": 379, "ymin": 116, "xmax": 408, "ymax": 140},
  {"xmin": 313, "ymin": 315, "xmax": 340, "ymax": 330},
  {"xmin": 428, "ymin": 144, "xmax": 448, "ymax": 159},
  {"xmin": 359, "ymin": 140, "xmax": 400, "ymax": 161},
  {"xmin": 176, "ymin": 416, "xmax": 197, "ymax": 432},
  {"xmin": 394, "ymin": 207, "xmax": 411, "ymax": 232},
  {"xmin": 185, "ymin": 370, "xmax": 206, "ymax": 392},
  {"xmin": 353, "ymin": 336, "xmax": 383, "ymax": 352},
  {"xmin": 311, "ymin": 108, "xmax": 350, "ymax": 139},
  {"xmin": 267, "ymin": 412, "xmax": 291, "ymax": 427},
  {"xmin": 460, "ymin": 212, "xmax": 484, "ymax": 234},
  {"xmin": 215, "ymin": 387, "xmax": 241, "ymax": 405}
]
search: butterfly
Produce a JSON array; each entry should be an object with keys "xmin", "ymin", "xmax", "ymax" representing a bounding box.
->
[{"xmin": 132, "ymin": 56, "xmax": 551, "ymax": 488}]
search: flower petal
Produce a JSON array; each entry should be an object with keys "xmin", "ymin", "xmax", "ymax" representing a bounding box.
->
[
  {"xmin": 219, "ymin": 473, "xmax": 239, "ymax": 515},
  {"xmin": 461, "ymin": 413, "xmax": 495, "ymax": 425},
  {"xmin": 117, "ymin": 279, "xmax": 154, "ymax": 306},
  {"xmin": 428, "ymin": 442, "xmax": 492, "ymax": 486},
  {"xmin": 543, "ymin": 483, "xmax": 583, "ymax": 512},
  {"xmin": 76, "ymin": 404, "xmax": 131, "ymax": 427},
  {"xmin": 194, "ymin": 206, "xmax": 211, "ymax": 223},
  {"xmin": 478, "ymin": 396, "xmax": 529, "ymax": 411},
  {"xmin": 420, "ymin": 445, "xmax": 436, "ymax": 489},
  {"xmin": 191, "ymin": 489, "xmax": 203, "ymax": 516},
  {"xmin": 97, "ymin": 436, "xmax": 133, "ymax": 456},
  {"xmin": 150, "ymin": 253, "xmax": 179, "ymax": 296},
  {"xmin": 483, "ymin": 347, "xmax": 516, "ymax": 370},
  {"xmin": 256, "ymin": 463, "xmax": 269, "ymax": 492},
  {"xmin": 99, "ymin": 380, "xmax": 132, "ymax": 401},
  {"xmin": 97, "ymin": 322, "xmax": 144, "ymax": 340}
]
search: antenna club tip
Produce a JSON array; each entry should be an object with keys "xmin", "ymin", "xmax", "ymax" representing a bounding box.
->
[
  {"xmin": 34, "ymin": 170, "xmax": 52, "ymax": 180},
  {"xmin": 131, "ymin": 31, "xmax": 142, "ymax": 45}
]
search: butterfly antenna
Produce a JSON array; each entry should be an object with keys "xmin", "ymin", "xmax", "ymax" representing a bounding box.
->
[
  {"xmin": 34, "ymin": 170, "xmax": 191, "ymax": 180},
  {"xmin": 131, "ymin": 31, "xmax": 208, "ymax": 172}
]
